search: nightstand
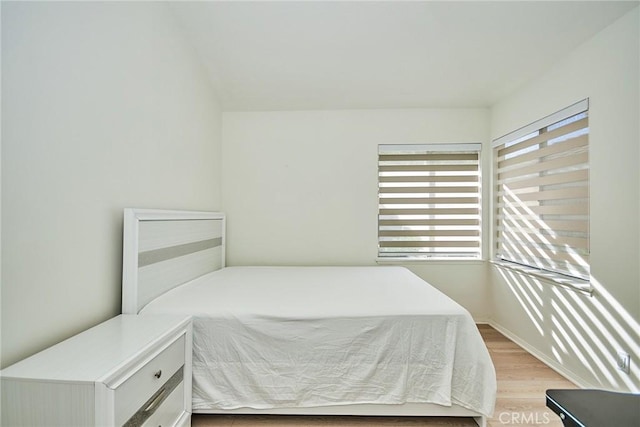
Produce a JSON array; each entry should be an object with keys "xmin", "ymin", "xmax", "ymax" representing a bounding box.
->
[{"xmin": 1, "ymin": 314, "xmax": 192, "ymax": 426}]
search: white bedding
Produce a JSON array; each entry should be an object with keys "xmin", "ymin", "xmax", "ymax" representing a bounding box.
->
[{"xmin": 140, "ymin": 266, "xmax": 496, "ymax": 416}]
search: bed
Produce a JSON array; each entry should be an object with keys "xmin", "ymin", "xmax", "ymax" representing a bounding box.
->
[{"xmin": 121, "ymin": 208, "xmax": 496, "ymax": 427}]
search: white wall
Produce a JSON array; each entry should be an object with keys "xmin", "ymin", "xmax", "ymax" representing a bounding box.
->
[
  {"xmin": 490, "ymin": 7, "xmax": 639, "ymax": 391},
  {"xmin": 222, "ymin": 109, "xmax": 491, "ymax": 319},
  {"xmin": 3, "ymin": 1, "xmax": 635, "ymax": 393},
  {"xmin": 1, "ymin": 2, "xmax": 222, "ymax": 368}
]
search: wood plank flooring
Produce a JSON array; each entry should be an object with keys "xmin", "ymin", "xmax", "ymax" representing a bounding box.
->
[{"xmin": 192, "ymin": 324, "xmax": 576, "ymax": 427}]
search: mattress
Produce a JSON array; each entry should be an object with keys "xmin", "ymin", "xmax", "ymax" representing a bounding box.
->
[{"xmin": 140, "ymin": 266, "xmax": 496, "ymax": 416}]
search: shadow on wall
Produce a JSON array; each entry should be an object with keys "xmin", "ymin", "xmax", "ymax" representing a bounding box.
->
[{"xmin": 493, "ymin": 267, "xmax": 639, "ymax": 392}]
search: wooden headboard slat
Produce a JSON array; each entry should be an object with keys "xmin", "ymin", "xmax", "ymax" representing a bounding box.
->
[{"xmin": 138, "ymin": 237, "xmax": 222, "ymax": 267}]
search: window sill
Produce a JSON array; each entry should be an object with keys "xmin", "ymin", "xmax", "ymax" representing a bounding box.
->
[
  {"xmin": 376, "ymin": 257, "xmax": 485, "ymax": 265},
  {"xmin": 490, "ymin": 260, "xmax": 593, "ymax": 296}
]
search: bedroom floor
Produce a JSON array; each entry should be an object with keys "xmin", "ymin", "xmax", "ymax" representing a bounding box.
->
[{"xmin": 191, "ymin": 325, "xmax": 576, "ymax": 427}]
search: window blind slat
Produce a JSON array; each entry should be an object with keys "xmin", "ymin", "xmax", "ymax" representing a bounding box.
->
[
  {"xmin": 379, "ymin": 218, "xmax": 480, "ymax": 226},
  {"xmin": 499, "ymin": 243, "xmax": 590, "ymax": 265},
  {"xmin": 379, "ymin": 164, "xmax": 478, "ymax": 173},
  {"xmin": 379, "ymin": 153, "xmax": 479, "ymax": 162},
  {"xmin": 497, "ymin": 134, "xmax": 588, "ymax": 168},
  {"xmin": 380, "ymin": 208, "xmax": 479, "ymax": 216},
  {"xmin": 380, "ymin": 229, "xmax": 480, "ymax": 237},
  {"xmin": 380, "ymin": 240, "xmax": 480, "ymax": 248},
  {"xmin": 497, "ymin": 151, "xmax": 589, "ymax": 180},
  {"xmin": 497, "ymin": 230, "xmax": 589, "ymax": 250},
  {"xmin": 497, "ymin": 169, "xmax": 588, "ymax": 189},
  {"xmin": 380, "ymin": 175, "xmax": 479, "ymax": 183},
  {"xmin": 497, "ymin": 116, "xmax": 588, "ymax": 157},
  {"xmin": 497, "ymin": 219, "xmax": 588, "ymax": 233},
  {"xmin": 499, "ymin": 203, "xmax": 588, "ymax": 216},
  {"xmin": 380, "ymin": 186, "xmax": 479, "ymax": 194},
  {"xmin": 498, "ymin": 186, "xmax": 588, "ymax": 202},
  {"xmin": 380, "ymin": 197, "xmax": 480, "ymax": 205}
]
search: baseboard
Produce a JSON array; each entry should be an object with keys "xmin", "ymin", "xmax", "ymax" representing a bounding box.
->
[{"xmin": 487, "ymin": 321, "xmax": 597, "ymax": 389}]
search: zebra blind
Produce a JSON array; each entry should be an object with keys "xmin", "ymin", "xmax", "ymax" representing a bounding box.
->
[
  {"xmin": 493, "ymin": 100, "xmax": 589, "ymax": 281},
  {"xmin": 378, "ymin": 143, "xmax": 482, "ymax": 259}
]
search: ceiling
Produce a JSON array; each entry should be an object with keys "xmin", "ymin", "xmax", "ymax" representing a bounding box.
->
[{"xmin": 170, "ymin": 1, "xmax": 638, "ymax": 111}]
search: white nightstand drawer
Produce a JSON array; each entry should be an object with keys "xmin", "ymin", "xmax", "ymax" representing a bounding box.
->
[
  {"xmin": 141, "ymin": 380, "xmax": 185, "ymax": 427},
  {"xmin": 123, "ymin": 367, "xmax": 185, "ymax": 427},
  {"xmin": 114, "ymin": 334, "xmax": 186, "ymax": 425}
]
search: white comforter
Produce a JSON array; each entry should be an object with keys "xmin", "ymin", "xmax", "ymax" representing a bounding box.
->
[{"xmin": 140, "ymin": 266, "xmax": 496, "ymax": 416}]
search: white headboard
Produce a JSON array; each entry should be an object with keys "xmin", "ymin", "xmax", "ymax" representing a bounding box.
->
[{"xmin": 122, "ymin": 208, "xmax": 226, "ymax": 314}]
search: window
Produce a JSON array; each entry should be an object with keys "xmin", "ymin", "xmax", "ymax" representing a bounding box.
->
[
  {"xmin": 377, "ymin": 143, "xmax": 482, "ymax": 260},
  {"xmin": 493, "ymin": 99, "xmax": 589, "ymax": 283}
]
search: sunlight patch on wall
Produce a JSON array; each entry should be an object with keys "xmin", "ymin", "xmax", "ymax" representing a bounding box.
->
[
  {"xmin": 495, "ymin": 265, "xmax": 639, "ymax": 392},
  {"xmin": 497, "ymin": 267, "xmax": 544, "ymax": 336}
]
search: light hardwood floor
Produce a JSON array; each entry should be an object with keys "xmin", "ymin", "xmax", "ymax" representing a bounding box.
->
[{"xmin": 192, "ymin": 325, "xmax": 576, "ymax": 427}]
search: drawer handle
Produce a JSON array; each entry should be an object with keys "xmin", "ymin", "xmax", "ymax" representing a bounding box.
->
[
  {"xmin": 144, "ymin": 387, "xmax": 167, "ymax": 413},
  {"xmin": 154, "ymin": 369, "xmax": 162, "ymax": 379},
  {"xmin": 123, "ymin": 367, "xmax": 183, "ymax": 427}
]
